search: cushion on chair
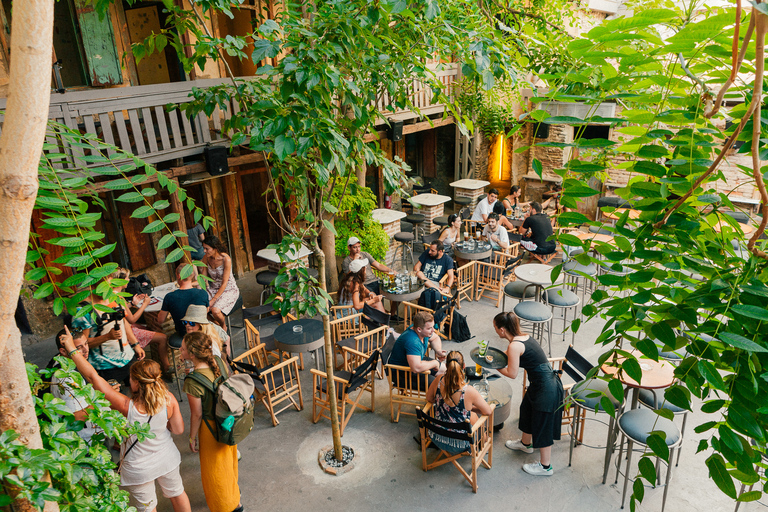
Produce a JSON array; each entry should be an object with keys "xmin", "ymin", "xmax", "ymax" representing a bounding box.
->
[
  {"xmin": 454, "ymin": 197, "xmax": 471, "ymax": 206},
  {"xmin": 513, "ymin": 301, "xmax": 553, "ymax": 322},
  {"xmin": 571, "ymin": 378, "xmax": 621, "ymax": 412},
  {"xmin": 256, "ymin": 271, "xmax": 279, "ymax": 286},
  {"xmin": 433, "ymin": 216, "xmax": 449, "ymax": 227},
  {"xmin": 400, "ymin": 221, "xmax": 414, "ymax": 232},
  {"xmin": 637, "ymin": 388, "xmax": 686, "ymax": 413},
  {"xmin": 600, "ymin": 262, "xmax": 630, "ymax": 276},
  {"xmin": 504, "ymin": 281, "xmax": 535, "ymax": 299},
  {"xmin": 656, "ymin": 344, "xmax": 683, "ymax": 361},
  {"xmin": 169, "ymin": 333, "xmax": 183, "ymax": 350},
  {"xmin": 564, "ymin": 260, "xmax": 598, "ymax": 276},
  {"xmin": 406, "ymin": 214, "xmax": 425, "ymax": 224},
  {"xmin": 394, "ymin": 232, "xmax": 415, "ymax": 243},
  {"xmin": 542, "ymin": 288, "xmax": 579, "ymax": 307},
  {"xmin": 618, "ymin": 408, "xmax": 681, "ymax": 445}
]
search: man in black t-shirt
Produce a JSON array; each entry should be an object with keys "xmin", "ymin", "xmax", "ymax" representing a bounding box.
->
[
  {"xmin": 520, "ymin": 202, "xmax": 556, "ymax": 255},
  {"xmin": 414, "ymin": 240, "xmax": 454, "ymax": 309}
]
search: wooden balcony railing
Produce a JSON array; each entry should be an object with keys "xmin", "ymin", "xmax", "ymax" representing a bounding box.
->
[{"xmin": 0, "ymin": 62, "xmax": 459, "ymax": 168}]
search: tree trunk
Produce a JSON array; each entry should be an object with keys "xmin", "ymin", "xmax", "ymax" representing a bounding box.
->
[
  {"xmin": 320, "ymin": 213, "xmax": 338, "ymax": 292},
  {"xmin": 0, "ymin": 1, "xmax": 57, "ymax": 510},
  {"xmin": 310, "ymin": 235, "xmax": 343, "ymax": 460},
  {"xmin": 356, "ymin": 161, "xmax": 366, "ymax": 188}
]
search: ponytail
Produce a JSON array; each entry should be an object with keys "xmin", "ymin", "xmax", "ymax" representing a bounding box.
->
[
  {"xmin": 443, "ymin": 351, "xmax": 466, "ymax": 398},
  {"xmin": 130, "ymin": 360, "xmax": 168, "ymax": 416},
  {"xmin": 493, "ymin": 311, "xmax": 523, "ymax": 337},
  {"xmin": 183, "ymin": 331, "xmax": 221, "ymax": 379}
]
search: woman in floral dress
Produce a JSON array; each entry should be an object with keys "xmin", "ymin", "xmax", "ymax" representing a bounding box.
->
[{"xmin": 201, "ymin": 235, "xmax": 240, "ymax": 330}]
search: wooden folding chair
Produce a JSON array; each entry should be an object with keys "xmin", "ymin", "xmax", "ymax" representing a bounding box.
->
[
  {"xmin": 417, "ymin": 403, "xmax": 495, "ymax": 493},
  {"xmin": 456, "ymin": 261, "xmax": 476, "ymax": 308},
  {"xmin": 339, "ymin": 325, "xmax": 388, "ymax": 377},
  {"xmin": 475, "ymin": 250, "xmax": 515, "ymax": 308},
  {"xmin": 330, "ymin": 312, "xmax": 368, "ymax": 369},
  {"xmin": 244, "ymin": 318, "xmax": 282, "ymax": 365},
  {"xmin": 232, "ymin": 344, "xmax": 303, "ymax": 427},
  {"xmin": 311, "ymin": 348, "xmax": 379, "ymax": 436},
  {"xmin": 384, "ymin": 361, "xmax": 431, "ymax": 422}
]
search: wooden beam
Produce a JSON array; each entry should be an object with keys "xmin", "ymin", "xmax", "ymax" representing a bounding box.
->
[
  {"xmin": 223, "ymin": 172, "xmax": 248, "ymax": 276},
  {"xmin": 363, "ymin": 116, "xmax": 455, "ymax": 142},
  {"xmin": 235, "ymin": 171, "xmax": 255, "ymax": 269}
]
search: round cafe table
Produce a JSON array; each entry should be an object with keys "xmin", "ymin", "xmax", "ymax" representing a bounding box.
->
[
  {"xmin": 274, "ymin": 319, "xmax": 325, "ymax": 370},
  {"xmin": 574, "ymin": 231, "xmax": 615, "ymax": 246},
  {"xmin": 380, "ymin": 279, "xmax": 425, "ymax": 304},
  {"xmin": 602, "ymin": 209, "xmax": 641, "ymax": 221},
  {"xmin": 514, "ymin": 263, "xmax": 564, "ymax": 301},
  {"xmin": 713, "ymin": 219, "xmax": 754, "ymax": 234},
  {"xmin": 601, "ymin": 349, "xmax": 675, "ymax": 409}
]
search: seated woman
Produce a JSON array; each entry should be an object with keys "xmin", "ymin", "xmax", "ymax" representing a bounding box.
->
[
  {"xmin": 181, "ymin": 304, "xmax": 231, "ymax": 359},
  {"xmin": 502, "ymin": 185, "xmax": 529, "ymax": 212},
  {"xmin": 117, "ymin": 268, "xmax": 171, "ymax": 379},
  {"xmin": 201, "ymin": 235, "xmax": 240, "ymax": 330},
  {"xmin": 438, "ymin": 214, "xmax": 462, "ymax": 256},
  {"xmin": 341, "ymin": 259, "xmax": 386, "ymax": 314},
  {"xmin": 425, "ymin": 351, "xmax": 492, "ymax": 454}
]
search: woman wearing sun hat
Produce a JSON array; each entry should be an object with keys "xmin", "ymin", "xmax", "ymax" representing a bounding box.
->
[{"xmin": 181, "ymin": 304, "xmax": 231, "ymax": 358}]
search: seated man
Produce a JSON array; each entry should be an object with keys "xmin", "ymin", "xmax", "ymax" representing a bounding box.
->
[
  {"xmin": 342, "ymin": 236, "xmax": 394, "ymax": 295},
  {"xmin": 482, "ymin": 213, "xmax": 510, "ymax": 251},
  {"xmin": 48, "ymin": 329, "xmax": 99, "ymax": 443},
  {"xmin": 520, "ymin": 201, "xmax": 556, "ymax": 256},
  {"xmin": 470, "ymin": 188, "xmax": 499, "ymax": 227},
  {"xmin": 387, "ymin": 311, "xmax": 445, "ymax": 391},
  {"xmin": 414, "ymin": 240, "xmax": 454, "ymax": 310},
  {"xmin": 156, "ymin": 263, "xmax": 210, "ymax": 346}
]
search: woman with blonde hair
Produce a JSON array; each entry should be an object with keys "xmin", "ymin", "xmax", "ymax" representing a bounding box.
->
[
  {"xmin": 181, "ymin": 331, "xmax": 242, "ymax": 512},
  {"xmin": 426, "ymin": 351, "xmax": 492, "ymax": 453},
  {"xmin": 59, "ymin": 327, "xmax": 190, "ymax": 512},
  {"xmin": 181, "ymin": 304, "xmax": 231, "ymax": 358}
]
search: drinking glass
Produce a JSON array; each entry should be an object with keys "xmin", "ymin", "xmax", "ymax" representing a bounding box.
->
[
  {"xmin": 464, "ymin": 231, "xmax": 469, "ymax": 242},
  {"xmin": 506, "ymin": 207, "xmax": 512, "ymax": 217},
  {"xmin": 478, "ymin": 339, "xmax": 489, "ymax": 357},
  {"xmin": 475, "ymin": 363, "xmax": 482, "ymax": 377}
]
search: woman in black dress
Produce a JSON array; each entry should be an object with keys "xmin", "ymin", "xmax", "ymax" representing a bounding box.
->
[{"xmin": 494, "ymin": 311, "xmax": 564, "ymax": 476}]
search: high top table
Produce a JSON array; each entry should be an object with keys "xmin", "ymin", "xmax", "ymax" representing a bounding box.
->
[
  {"xmin": 407, "ymin": 193, "xmax": 452, "ymax": 235},
  {"xmin": 514, "ymin": 263, "xmax": 563, "ymax": 301}
]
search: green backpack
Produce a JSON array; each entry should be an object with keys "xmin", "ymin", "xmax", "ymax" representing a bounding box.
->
[{"xmin": 187, "ymin": 357, "xmax": 255, "ymax": 446}]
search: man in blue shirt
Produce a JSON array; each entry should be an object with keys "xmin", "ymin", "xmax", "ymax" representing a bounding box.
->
[
  {"xmin": 157, "ymin": 263, "xmax": 209, "ymax": 345},
  {"xmin": 388, "ymin": 311, "xmax": 445, "ymax": 391}
]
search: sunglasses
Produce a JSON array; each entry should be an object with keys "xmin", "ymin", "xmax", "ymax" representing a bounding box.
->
[{"xmin": 182, "ymin": 320, "xmax": 198, "ymax": 327}]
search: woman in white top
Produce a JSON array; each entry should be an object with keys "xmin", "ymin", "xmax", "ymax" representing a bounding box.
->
[
  {"xmin": 438, "ymin": 214, "xmax": 462, "ymax": 254},
  {"xmin": 60, "ymin": 327, "xmax": 191, "ymax": 512}
]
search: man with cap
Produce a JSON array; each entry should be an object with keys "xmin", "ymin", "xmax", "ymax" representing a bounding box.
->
[{"xmin": 342, "ymin": 236, "xmax": 394, "ymax": 295}]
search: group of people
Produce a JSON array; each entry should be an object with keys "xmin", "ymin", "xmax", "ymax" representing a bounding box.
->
[
  {"xmin": 54, "ymin": 236, "xmax": 245, "ymax": 512},
  {"xmin": 388, "ymin": 309, "xmax": 564, "ymax": 476}
]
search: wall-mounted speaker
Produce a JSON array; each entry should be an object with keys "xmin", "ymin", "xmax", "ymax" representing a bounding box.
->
[
  {"xmin": 388, "ymin": 119, "xmax": 404, "ymax": 142},
  {"xmin": 205, "ymin": 146, "xmax": 229, "ymax": 176}
]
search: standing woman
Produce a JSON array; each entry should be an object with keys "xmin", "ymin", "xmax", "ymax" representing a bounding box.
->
[
  {"xmin": 181, "ymin": 331, "xmax": 243, "ymax": 512},
  {"xmin": 59, "ymin": 328, "xmax": 191, "ymax": 512},
  {"xmin": 201, "ymin": 235, "xmax": 240, "ymax": 330},
  {"xmin": 493, "ymin": 311, "xmax": 564, "ymax": 476}
]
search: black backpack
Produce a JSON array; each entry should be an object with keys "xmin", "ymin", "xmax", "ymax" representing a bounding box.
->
[
  {"xmin": 126, "ymin": 274, "xmax": 153, "ymax": 297},
  {"xmin": 449, "ymin": 309, "xmax": 472, "ymax": 342}
]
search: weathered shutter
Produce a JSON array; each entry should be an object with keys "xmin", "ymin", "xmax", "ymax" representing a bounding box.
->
[
  {"xmin": 116, "ymin": 200, "xmax": 157, "ymax": 271},
  {"xmin": 72, "ymin": 0, "xmax": 123, "ymax": 86}
]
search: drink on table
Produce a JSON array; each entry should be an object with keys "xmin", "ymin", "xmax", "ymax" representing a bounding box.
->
[
  {"xmin": 506, "ymin": 207, "xmax": 512, "ymax": 217},
  {"xmin": 478, "ymin": 339, "xmax": 489, "ymax": 356},
  {"xmin": 464, "ymin": 231, "xmax": 469, "ymax": 242},
  {"xmin": 475, "ymin": 363, "xmax": 482, "ymax": 376}
]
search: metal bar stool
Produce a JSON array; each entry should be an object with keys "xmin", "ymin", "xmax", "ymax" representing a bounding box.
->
[
  {"xmin": 501, "ymin": 280, "xmax": 536, "ymax": 311},
  {"xmin": 405, "ymin": 213, "xmax": 426, "ymax": 245},
  {"xmin": 390, "ymin": 231, "xmax": 415, "ymax": 270},
  {"xmin": 256, "ymin": 271, "xmax": 278, "ymax": 305},
  {"xmin": 568, "ymin": 377, "xmax": 623, "ymax": 470},
  {"xmin": 513, "ymin": 300, "xmax": 553, "ymax": 356},
  {"xmin": 454, "ymin": 196, "xmax": 471, "ymax": 214},
  {"xmin": 542, "ymin": 287, "xmax": 580, "ymax": 346},
  {"xmin": 563, "ymin": 251, "xmax": 598, "ymax": 303}
]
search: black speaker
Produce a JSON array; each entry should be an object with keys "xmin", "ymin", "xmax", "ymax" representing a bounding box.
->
[
  {"xmin": 532, "ymin": 123, "xmax": 549, "ymax": 139},
  {"xmin": 205, "ymin": 146, "xmax": 229, "ymax": 176},
  {"xmin": 388, "ymin": 119, "xmax": 404, "ymax": 142}
]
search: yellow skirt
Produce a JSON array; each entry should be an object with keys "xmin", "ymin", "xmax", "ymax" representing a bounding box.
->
[{"xmin": 199, "ymin": 423, "xmax": 241, "ymax": 512}]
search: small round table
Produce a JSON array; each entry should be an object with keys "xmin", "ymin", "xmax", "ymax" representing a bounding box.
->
[
  {"xmin": 274, "ymin": 319, "xmax": 325, "ymax": 370},
  {"xmin": 380, "ymin": 279, "xmax": 425, "ymax": 304},
  {"xmin": 514, "ymin": 263, "xmax": 563, "ymax": 301},
  {"xmin": 601, "ymin": 350, "xmax": 675, "ymax": 409},
  {"xmin": 455, "ymin": 241, "xmax": 494, "ymax": 299},
  {"xmin": 485, "ymin": 379, "xmax": 513, "ymax": 429},
  {"xmin": 602, "ymin": 209, "xmax": 641, "ymax": 221}
]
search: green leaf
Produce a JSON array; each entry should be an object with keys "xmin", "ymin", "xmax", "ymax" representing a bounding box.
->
[
  {"xmin": 698, "ymin": 360, "xmax": 727, "ymax": 391},
  {"xmin": 165, "ymin": 248, "xmax": 185, "ymax": 263},
  {"xmin": 621, "ymin": 357, "xmax": 642, "ymax": 386},
  {"xmin": 532, "ymin": 158, "xmax": 543, "ymax": 178},
  {"xmin": 274, "ymin": 134, "xmax": 295, "ymax": 162},
  {"xmin": 732, "ymin": 305, "xmax": 768, "ymax": 321},
  {"xmin": 157, "ymin": 234, "xmax": 176, "ymax": 250},
  {"xmin": 646, "ymin": 432, "xmax": 670, "ymax": 462},
  {"xmin": 91, "ymin": 243, "xmax": 116, "ymax": 259},
  {"xmin": 637, "ymin": 144, "xmax": 669, "ymax": 159},
  {"xmin": 116, "ymin": 191, "xmax": 146, "ymax": 203},
  {"xmin": 131, "ymin": 205, "xmax": 155, "ymax": 218},
  {"xmin": 33, "ymin": 282, "xmax": 55, "ymax": 300},
  {"xmin": 142, "ymin": 220, "xmax": 165, "ymax": 234},
  {"xmin": 706, "ymin": 454, "xmax": 737, "ymax": 499},
  {"xmin": 727, "ymin": 403, "xmax": 763, "ymax": 439},
  {"xmin": 163, "ymin": 213, "xmax": 181, "ymax": 224},
  {"xmin": 718, "ymin": 332, "xmax": 768, "ymax": 353},
  {"xmin": 718, "ymin": 425, "xmax": 744, "ymax": 454},
  {"xmin": 637, "ymin": 456, "xmax": 656, "ymax": 483},
  {"xmin": 650, "ymin": 322, "xmax": 675, "ymax": 346},
  {"xmin": 25, "ymin": 267, "xmax": 48, "ymax": 281}
]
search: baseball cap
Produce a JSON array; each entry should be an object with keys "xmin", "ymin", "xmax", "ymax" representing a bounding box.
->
[
  {"xmin": 347, "ymin": 236, "xmax": 361, "ymax": 246},
  {"xmin": 349, "ymin": 258, "xmax": 369, "ymax": 273}
]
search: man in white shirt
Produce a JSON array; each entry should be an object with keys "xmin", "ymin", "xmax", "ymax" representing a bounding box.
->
[
  {"xmin": 482, "ymin": 213, "xmax": 510, "ymax": 251},
  {"xmin": 471, "ymin": 188, "xmax": 499, "ymax": 223}
]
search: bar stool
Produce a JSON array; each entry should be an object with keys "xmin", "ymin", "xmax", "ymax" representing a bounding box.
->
[
  {"xmin": 501, "ymin": 280, "xmax": 535, "ymax": 311},
  {"xmin": 637, "ymin": 388, "xmax": 688, "ymax": 467},
  {"xmin": 405, "ymin": 213, "xmax": 426, "ymax": 244},
  {"xmin": 433, "ymin": 215, "xmax": 449, "ymax": 228},
  {"xmin": 257, "ymin": 271, "xmax": 278, "ymax": 305},
  {"xmin": 542, "ymin": 287, "xmax": 580, "ymax": 345},
  {"xmin": 569, "ymin": 377, "xmax": 623, "ymax": 470},
  {"xmin": 454, "ymin": 196, "xmax": 471, "ymax": 214},
  {"xmin": 613, "ymin": 408, "xmax": 682, "ymax": 511},
  {"xmin": 513, "ymin": 300, "xmax": 553, "ymax": 356},
  {"xmin": 391, "ymin": 231, "xmax": 415, "ymax": 269},
  {"xmin": 563, "ymin": 250, "xmax": 598, "ymax": 301}
]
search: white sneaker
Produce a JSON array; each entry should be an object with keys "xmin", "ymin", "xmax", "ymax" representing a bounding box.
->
[
  {"xmin": 505, "ymin": 439, "xmax": 534, "ymax": 454},
  {"xmin": 523, "ymin": 461, "xmax": 553, "ymax": 476}
]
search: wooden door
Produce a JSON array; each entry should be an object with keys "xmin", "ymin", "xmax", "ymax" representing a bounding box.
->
[{"xmin": 125, "ymin": 6, "xmax": 171, "ymax": 85}]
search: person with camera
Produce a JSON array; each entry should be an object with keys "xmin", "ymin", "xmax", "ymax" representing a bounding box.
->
[{"xmin": 72, "ymin": 269, "xmax": 145, "ymax": 387}]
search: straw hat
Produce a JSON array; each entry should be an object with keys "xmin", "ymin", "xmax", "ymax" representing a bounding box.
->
[{"xmin": 181, "ymin": 304, "xmax": 210, "ymax": 324}]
